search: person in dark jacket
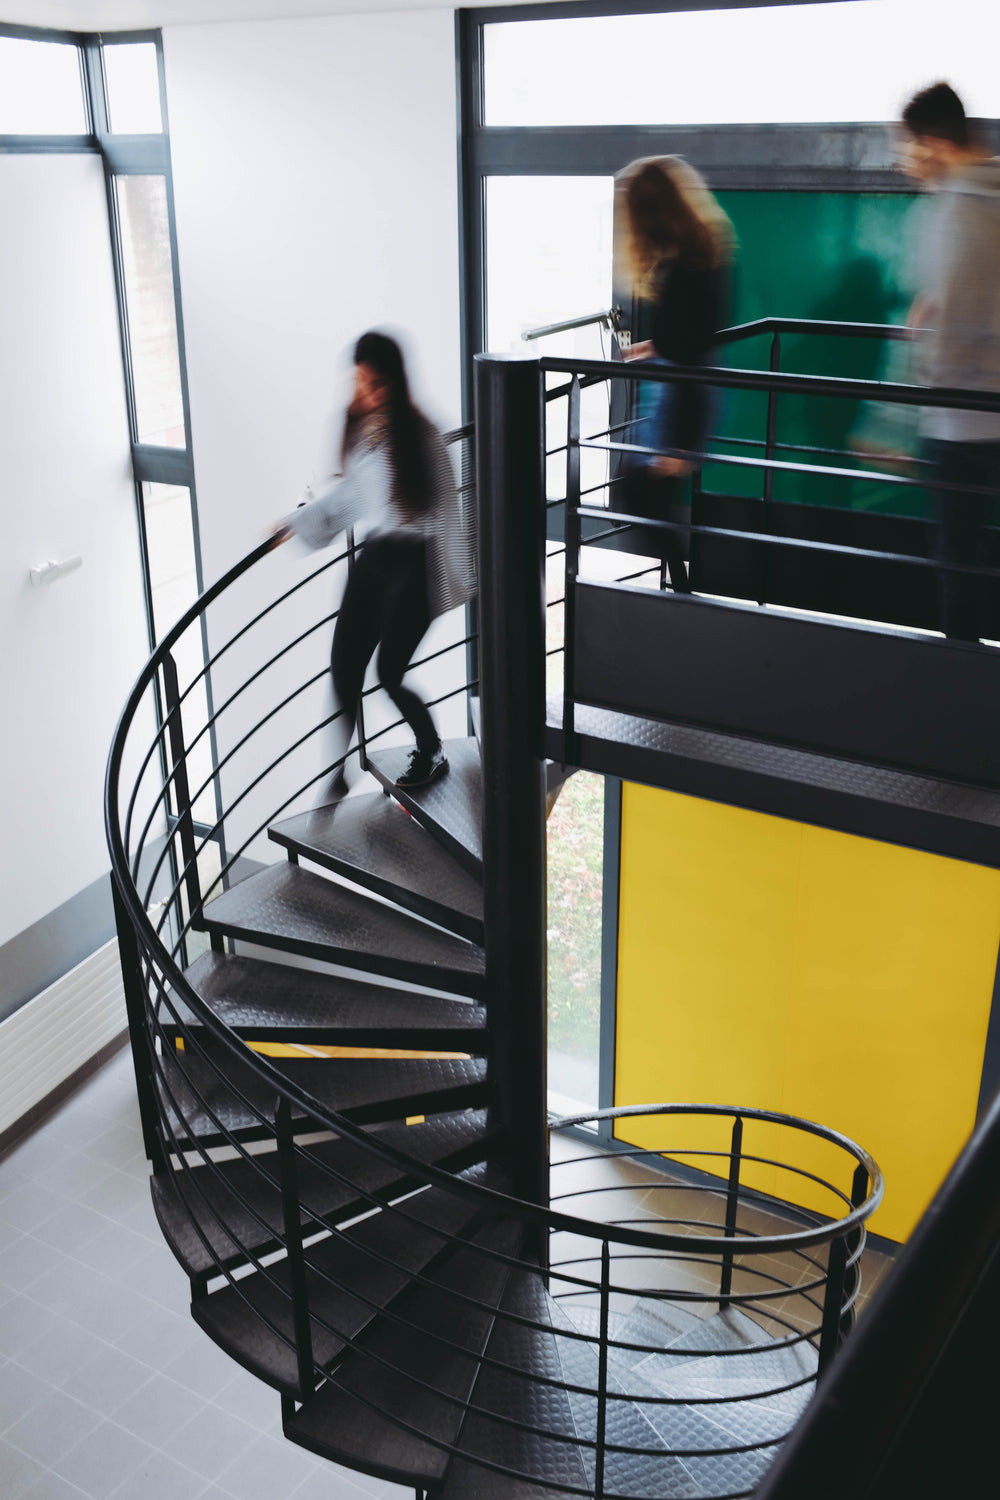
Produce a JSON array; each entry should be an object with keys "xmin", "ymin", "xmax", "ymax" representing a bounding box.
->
[{"xmin": 618, "ymin": 156, "xmax": 734, "ymax": 592}]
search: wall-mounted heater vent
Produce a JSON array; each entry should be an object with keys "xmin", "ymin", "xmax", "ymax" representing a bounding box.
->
[{"xmin": 0, "ymin": 938, "xmax": 126, "ymax": 1139}]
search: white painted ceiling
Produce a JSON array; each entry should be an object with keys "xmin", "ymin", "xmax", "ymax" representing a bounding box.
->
[{"xmin": 2, "ymin": 0, "xmax": 548, "ymax": 29}]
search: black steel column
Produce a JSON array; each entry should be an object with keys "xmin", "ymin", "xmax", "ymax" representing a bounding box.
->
[{"xmin": 474, "ymin": 353, "xmax": 548, "ymax": 1214}]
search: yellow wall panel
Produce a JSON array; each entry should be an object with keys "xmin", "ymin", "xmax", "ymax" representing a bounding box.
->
[{"xmin": 615, "ymin": 783, "xmax": 1000, "ymax": 1241}]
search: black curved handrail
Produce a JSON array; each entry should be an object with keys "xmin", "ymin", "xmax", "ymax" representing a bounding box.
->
[{"xmin": 107, "ymin": 386, "xmax": 893, "ymax": 1499}]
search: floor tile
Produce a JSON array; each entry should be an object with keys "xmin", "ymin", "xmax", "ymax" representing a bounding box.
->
[
  {"xmin": 0, "ymin": 1360, "xmax": 53, "ymax": 1433},
  {"xmin": 61, "ymin": 1345, "xmax": 155, "ymax": 1417},
  {"xmin": 170, "ymin": 1404, "xmax": 261, "ymax": 1481},
  {"xmin": 15, "ymin": 1320, "xmax": 111, "ymax": 1390},
  {"xmin": 19, "ymin": 1471, "xmax": 91, "ymax": 1499},
  {"xmin": 0, "ymin": 1438, "xmax": 46, "ymax": 1499},
  {"xmin": 112, "ymin": 1372, "xmax": 206, "ymax": 1448},
  {"xmin": 0, "ymin": 1235, "xmax": 71, "ymax": 1296},
  {"xmin": 0, "ymin": 1297, "xmax": 59, "ymax": 1361},
  {"xmin": 109, "ymin": 1446, "xmax": 208, "ymax": 1500},
  {"xmin": 4, "ymin": 1389, "xmax": 102, "ymax": 1465},
  {"xmin": 215, "ymin": 1432, "xmax": 319, "ymax": 1500},
  {"xmin": 52, "ymin": 1420, "xmax": 154, "ymax": 1498}
]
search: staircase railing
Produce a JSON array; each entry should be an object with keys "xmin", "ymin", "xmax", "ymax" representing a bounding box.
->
[{"xmin": 105, "ymin": 348, "xmax": 893, "ymax": 1498}]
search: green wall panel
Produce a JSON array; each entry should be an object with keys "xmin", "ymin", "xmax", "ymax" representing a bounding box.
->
[{"xmin": 707, "ymin": 191, "xmax": 927, "ymax": 515}]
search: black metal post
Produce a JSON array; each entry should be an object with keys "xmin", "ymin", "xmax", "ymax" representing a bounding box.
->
[
  {"xmin": 276, "ymin": 1098, "xmax": 315, "ymax": 1400},
  {"xmin": 818, "ymin": 1233, "xmax": 849, "ymax": 1375},
  {"xmin": 595, "ymin": 1240, "xmax": 611, "ymax": 1500},
  {"xmin": 346, "ymin": 527, "xmax": 368, "ymax": 771},
  {"xmin": 563, "ymin": 375, "xmax": 582, "ymax": 764},
  {"xmin": 759, "ymin": 331, "xmax": 781, "ymax": 606},
  {"xmin": 160, "ymin": 651, "xmax": 203, "ymax": 926},
  {"xmin": 840, "ymin": 1164, "xmax": 870, "ymax": 1338},
  {"xmin": 720, "ymin": 1114, "xmax": 744, "ymax": 1307},
  {"xmin": 474, "ymin": 353, "xmax": 549, "ymax": 1219},
  {"xmin": 110, "ymin": 874, "xmax": 168, "ymax": 1173}
]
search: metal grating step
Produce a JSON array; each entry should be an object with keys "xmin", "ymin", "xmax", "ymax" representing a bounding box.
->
[
  {"xmin": 366, "ymin": 737, "xmax": 483, "ymax": 877},
  {"xmin": 151, "ymin": 1108, "xmax": 500, "ymax": 1291},
  {"xmin": 442, "ymin": 1269, "xmax": 592, "ymax": 1499},
  {"xmin": 284, "ymin": 1217, "xmax": 523, "ymax": 1488},
  {"xmin": 155, "ymin": 1041, "xmax": 490, "ymax": 1151},
  {"xmin": 165, "ymin": 952, "xmax": 487, "ymax": 1051},
  {"xmin": 269, "ymin": 792, "xmax": 484, "ymax": 943},
  {"xmin": 200, "ymin": 862, "xmax": 484, "ymax": 998},
  {"xmin": 546, "ymin": 696, "xmax": 1000, "ymax": 870},
  {"xmin": 192, "ymin": 1164, "xmax": 508, "ymax": 1399}
]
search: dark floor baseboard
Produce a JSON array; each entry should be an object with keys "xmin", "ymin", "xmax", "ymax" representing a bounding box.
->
[{"xmin": 0, "ymin": 1028, "xmax": 131, "ymax": 1160}]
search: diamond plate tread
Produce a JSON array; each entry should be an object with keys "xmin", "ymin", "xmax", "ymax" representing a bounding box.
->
[
  {"xmin": 546, "ymin": 698, "xmax": 1000, "ymax": 860},
  {"xmin": 449, "ymin": 1270, "xmax": 592, "ymax": 1495},
  {"xmin": 366, "ymin": 737, "xmax": 483, "ymax": 876},
  {"xmin": 548, "ymin": 1298, "xmax": 705, "ymax": 1500},
  {"xmin": 156, "ymin": 1040, "xmax": 490, "ymax": 1150},
  {"xmin": 150, "ymin": 1108, "xmax": 500, "ymax": 1289},
  {"xmin": 166, "ymin": 952, "xmax": 487, "ymax": 1050},
  {"xmin": 192, "ymin": 1163, "xmax": 508, "ymax": 1399},
  {"xmin": 284, "ymin": 1216, "xmax": 523, "ymax": 1487},
  {"xmin": 201, "ymin": 862, "xmax": 484, "ymax": 998},
  {"xmin": 268, "ymin": 792, "xmax": 484, "ymax": 943}
]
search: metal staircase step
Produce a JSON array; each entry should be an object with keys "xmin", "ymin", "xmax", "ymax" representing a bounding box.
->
[
  {"xmin": 191, "ymin": 1165, "xmax": 508, "ymax": 1399},
  {"xmin": 547, "ymin": 1296, "xmax": 701, "ymax": 1499},
  {"xmin": 283, "ymin": 1217, "xmax": 523, "ymax": 1488},
  {"xmin": 441, "ymin": 1269, "xmax": 592, "ymax": 1499},
  {"xmin": 150, "ymin": 1108, "xmax": 500, "ymax": 1291},
  {"xmin": 155, "ymin": 1040, "xmax": 490, "ymax": 1150},
  {"xmin": 200, "ymin": 862, "xmax": 484, "ymax": 998},
  {"xmin": 269, "ymin": 792, "xmax": 484, "ymax": 943},
  {"xmin": 165, "ymin": 952, "xmax": 488, "ymax": 1051},
  {"xmin": 365, "ymin": 737, "xmax": 483, "ymax": 877}
]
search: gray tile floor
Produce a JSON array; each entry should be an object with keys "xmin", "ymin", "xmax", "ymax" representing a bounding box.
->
[
  {"xmin": 0, "ymin": 1048, "xmax": 409, "ymax": 1500},
  {"xmin": 1, "ymin": 1049, "xmax": 895, "ymax": 1500}
]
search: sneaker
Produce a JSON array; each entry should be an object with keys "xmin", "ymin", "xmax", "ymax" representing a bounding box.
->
[{"xmin": 396, "ymin": 746, "xmax": 449, "ymax": 789}]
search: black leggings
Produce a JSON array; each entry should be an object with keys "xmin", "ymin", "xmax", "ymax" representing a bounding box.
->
[{"xmin": 332, "ymin": 535, "xmax": 439, "ymax": 754}]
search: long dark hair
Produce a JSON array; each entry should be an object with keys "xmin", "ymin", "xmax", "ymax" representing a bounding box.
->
[
  {"xmin": 341, "ymin": 330, "xmax": 432, "ymax": 517},
  {"xmin": 621, "ymin": 157, "xmax": 733, "ymax": 293}
]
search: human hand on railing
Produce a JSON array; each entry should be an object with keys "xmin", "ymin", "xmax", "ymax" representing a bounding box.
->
[
  {"xmin": 651, "ymin": 454, "xmax": 693, "ymax": 478},
  {"xmin": 268, "ymin": 522, "xmax": 293, "ymax": 550},
  {"xmin": 622, "ymin": 339, "xmax": 654, "ymax": 362}
]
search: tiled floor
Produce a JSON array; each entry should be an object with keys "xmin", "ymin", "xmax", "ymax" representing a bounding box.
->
[
  {"xmin": 0, "ymin": 1048, "xmax": 410, "ymax": 1500},
  {"xmin": 0, "ymin": 1051, "xmax": 896, "ymax": 1500}
]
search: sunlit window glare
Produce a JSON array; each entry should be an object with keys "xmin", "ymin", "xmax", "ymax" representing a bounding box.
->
[
  {"xmin": 0, "ymin": 37, "xmax": 86, "ymax": 135},
  {"xmin": 104, "ymin": 42, "xmax": 163, "ymax": 134},
  {"xmin": 484, "ymin": 0, "xmax": 1000, "ymax": 128}
]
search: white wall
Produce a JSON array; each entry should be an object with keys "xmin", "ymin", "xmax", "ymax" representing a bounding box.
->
[
  {"xmin": 163, "ymin": 8, "xmax": 463, "ymax": 586},
  {"xmin": 161, "ymin": 10, "xmax": 468, "ymax": 859},
  {"xmin": 0, "ymin": 154, "xmax": 149, "ymax": 949}
]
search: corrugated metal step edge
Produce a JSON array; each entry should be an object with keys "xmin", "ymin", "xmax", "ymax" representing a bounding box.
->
[
  {"xmin": 283, "ymin": 1216, "xmax": 523, "ymax": 1489},
  {"xmin": 151, "ymin": 1107, "xmax": 501, "ymax": 1291},
  {"xmin": 191, "ymin": 1163, "xmax": 508, "ymax": 1400},
  {"xmin": 365, "ymin": 737, "xmax": 483, "ymax": 879},
  {"xmin": 200, "ymin": 862, "xmax": 484, "ymax": 998},
  {"xmin": 154, "ymin": 1042, "xmax": 490, "ymax": 1150},
  {"xmin": 162, "ymin": 952, "xmax": 488, "ymax": 1051},
  {"xmin": 268, "ymin": 792, "xmax": 484, "ymax": 944}
]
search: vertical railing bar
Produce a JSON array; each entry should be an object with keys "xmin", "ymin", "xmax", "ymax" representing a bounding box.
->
[
  {"xmin": 840, "ymin": 1163, "xmax": 871, "ymax": 1339},
  {"xmin": 595, "ymin": 1240, "xmax": 610, "ymax": 1500},
  {"xmin": 276, "ymin": 1097, "xmax": 316, "ymax": 1400},
  {"xmin": 160, "ymin": 650, "xmax": 201, "ymax": 944},
  {"xmin": 346, "ymin": 527, "xmax": 368, "ymax": 771},
  {"xmin": 759, "ymin": 330, "xmax": 781, "ymax": 607},
  {"xmin": 563, "ymin": 375, "xmax": 582, "ymax": 764},
  {"xmin": 720, "ymin": 1114, "xmax": 744, "ymax": 1307},
  {"xmin": 110, "ymin": 877, "xmax": 168, "ymax": 1173}
]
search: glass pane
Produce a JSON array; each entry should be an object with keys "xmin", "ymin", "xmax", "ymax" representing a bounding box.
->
[
  {"xmin": 484, "ymin": 0, "xmax": 1000, "ymax": 127},
  {"xmin": 116, "ymin": 175, "xmax": 186, "ymax": 447},
  {"xmin": 104, "ymin": 42, "xmax": 163, "ymax": 134},
  {"xmin": 0, "ymin": 37, "xmax": 86, "ymax": 134},
  {"xmin": 143, "ymin": 483, "xmax": 198, "ymax": 640},
  {"xmin": 548, "ymin": 771, "xmax": 604, "ymax": 1114}
]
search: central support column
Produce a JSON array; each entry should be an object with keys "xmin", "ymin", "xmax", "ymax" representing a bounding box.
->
[{"xmin": 474, "ymin": 353, "xmax": 549, "ymax": 1215}]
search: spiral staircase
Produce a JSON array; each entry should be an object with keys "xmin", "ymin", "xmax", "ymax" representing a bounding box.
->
[{"xmin": 107, "ymin": 354, "xmax": 888, "ymax": 1499}]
